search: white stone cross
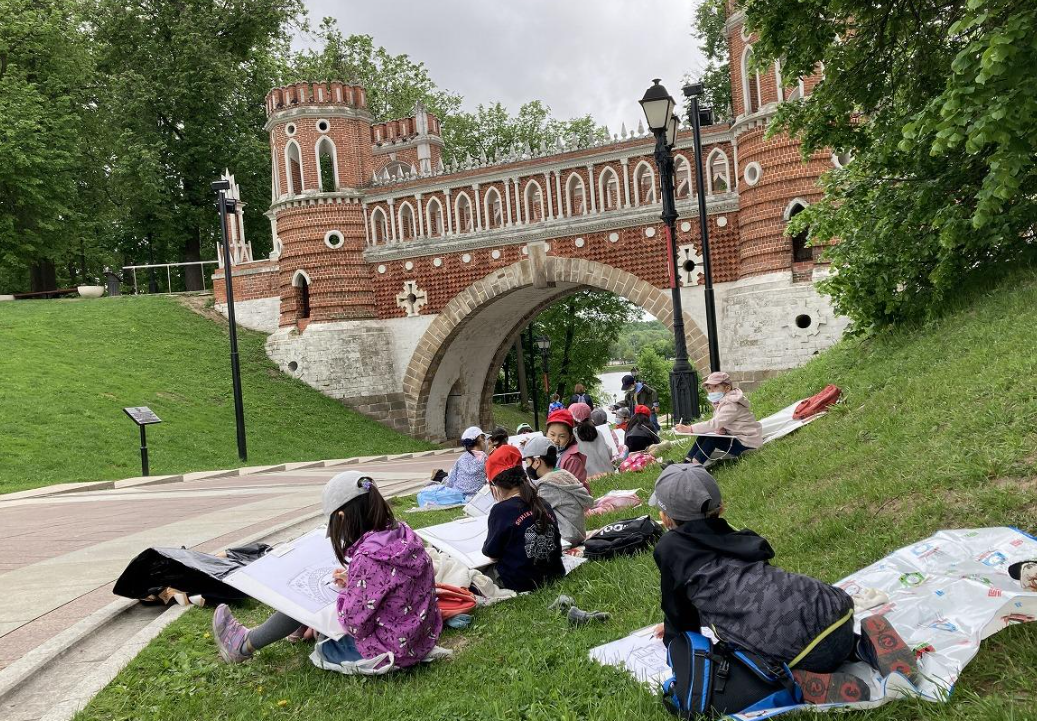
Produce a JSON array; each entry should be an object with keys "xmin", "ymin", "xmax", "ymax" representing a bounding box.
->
[{"xmin": 396, "ymin": 280, "xmax": 428, "ymax": 317}]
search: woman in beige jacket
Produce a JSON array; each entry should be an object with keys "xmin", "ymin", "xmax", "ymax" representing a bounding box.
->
[{"xmin": 675, "ymin": 371, "xmax": 763, "ymax": 465}]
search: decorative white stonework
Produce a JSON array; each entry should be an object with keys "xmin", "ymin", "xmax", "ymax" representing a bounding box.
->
[
  {"xmin": 521, "ymin": 246, "xmax": 529, "ymax": 255},
  {"xmin": 324, "ymin": 230, "xmax": 344, "ymax": 249},
  {"xmin": 396, "ymin": 280, "xmax": 428, "ymax": 317},
  {"xmin": 744, "ymin": 162, "xmax": 762, "ymax": 186},
  {"xmin": 832, "ymin": 151, "xmax": 853, "ymax": 169},
  {"xmin": 316, "ymin": 118, "xmax": 330, "ymax": 133},
  {"xmin": 608, "ymin": 232, "xmax": 620, "ymax": 243},
  {"xmin": 377, "ymin": 264, "xmax": 387, "ymax": 274},
  {"xmin": 677, "ymin": 244, "xmax": 704, "ymax": 286},
  {"xmin": 491, "ymin": 249, "xmax": 501, "ymax": 259},
  {"xmin": 433, "ymin": 257, "xmax": 443, "ymax": 267},
  {"xmin": 717, "ymin": 216, "xmax": 728, "ymax": 228},
  {"xmin": 462, "ymin": 253, "xmax": 472, "ymax": 263},
  {"xmin": 405, "ymin": 260, "xmax": 414, "ymax": 270},
  {"xmin": 644, "ymin": 227, "xmax": 656, "ymax": 238},
  {"xmin": 680, "ymin": 221, "xmax": 692, "ymax": 232},
  {"xmin": 574, "ymin": 237, "xmax": 585, "ymax": 248},
  {"xmin": 285, "ymin": 123, "xmax": 296, "ymax": 136}
]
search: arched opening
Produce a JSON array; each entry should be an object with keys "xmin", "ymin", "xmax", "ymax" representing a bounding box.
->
[
  {"xmin": 674, "ymin": 155, "xmax": 693, "ymax": 200},
  {"xmin": 292, "ymin": 270, "xmax": 311, "ymax": 321},
  {"xmin": 599, "ymin": 167, "xmax": 621, "ymax": 211},
  {"xmin": 398, "ymin": 202, "xmax": 417, "ymax": 240},
  {"xmin": 401, "ymin": 257, "xmax": 710, "ymax": 441},
  {"xmin": 285, "ymin": 141, "xmax": 303, "ymax": 195},
  {"xmin": 316, "ymin": 137, "xmax": 337, "ymax": 193},
  {"xmin": 524, "ymin": 181, "xmax": 544, "ymax": 223},
  {"xmin": 565, "ymin": 173, "xmax": 586, "ymax": 216},
  {"xmin": 741, "ymin": 46, "xmax": 762, "ymax": 115},
  {"xmin": 426, "ymin": 198, "xmax": 445, "ymax": 237},
  {"xmin": 484, "ymin": 188, "xmax": 504, "ymax": 229},
  {"xmin": 707, "ymin": 149, "xmax": 731, "ymax": 195},
  {"xmin": 633, "ymin": 162, "xmax": 656, "ymax": 205},
  {"xmin": 787, "ymin": 202, "xmax": 813, "ymax": 262},
  {"xmin": 455, "ymin": 192, "xmax": 474, "ymax": 234},
  {"xmin": 370, "ymin": 207, "xmax": 388, "ymax": 245}
]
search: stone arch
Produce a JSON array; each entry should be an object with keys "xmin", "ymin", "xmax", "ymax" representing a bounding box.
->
[{"xmin": 401, "ymin": 255, "xmax": 711, "ymax": 441}]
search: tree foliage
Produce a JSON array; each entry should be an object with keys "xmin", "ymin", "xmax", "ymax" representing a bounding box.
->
[
  {"xmin": 685, "ymin": 0, "xmax": 733, "ymax": 121},
  {"xmin": 746, "ymin": 0, "xmax": 1037, "ymax": 330},
  {"xmin": 609, "ymin": 318, "xmax": 675, "ymax": 362},
  {"xmin": 634, "ymin": 346, "xmax": 672, "ymax": 414}
]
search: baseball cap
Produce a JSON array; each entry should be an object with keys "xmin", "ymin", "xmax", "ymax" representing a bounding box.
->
[
  {"xmin": 516, "ymin": 423, "xmax": 533, "ymax": 434},
  {"xmin": 703, "ymin": 371, "xmax": 732, "ymax": 387},
  {"xmin": 590, "ymin": 408, "xmax": 608, "ymax": 426},
  {"xmin": 616, "ymin": 407, "xmax": 631, "ymax": 419},
  {"xmin": 1008, "ymin": 560, "xmax": 1036, "ymax": 581},
  {"xmin": 461, "ymin": 426, "xmax": 485, "ymax": 441},
  {"xmin": 546, "ymin": 408, "xmax": 575, "ymax": 428},
  {"xmin": 322, "ymin": 471, "xmax": 373, "ymax": 534},
  {"xmin": 634, "ymin": 404, "xmax": 652, "ymax": 416},
  {"xmin": 621, "ymin": 374, "xmax": 636, "ymax": 390},
  {"xmin": 486, "ymin": 445, "xmax": 522, "ymax": 481},
  {"xmin": 521, "ymin": 434, "xmax": 556, "ymax": 460},
  {"xmin": 569, "ymin": 402, "xmax": 591, "ymax": 422},
  {"xmin": 649, "ymin": 464, "xmax": 722, "ymax": 522}
]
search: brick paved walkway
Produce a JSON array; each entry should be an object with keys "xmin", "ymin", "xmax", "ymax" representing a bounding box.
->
[{"xmin": 0, "ymin": 452, "xmax": 458, "ymax": 671}]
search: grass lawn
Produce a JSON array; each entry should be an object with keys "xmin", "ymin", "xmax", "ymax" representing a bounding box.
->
[
  {"xmin": 0, "ymin": 295, "xmax": 432, "ymax": 493},
  {"xmin": 73, "ymin": 270, "xmax": 1037, "ymax": 721},
  {"xmin": 491, "ymin": 401, "xmax": 538, "ymax": 434}
]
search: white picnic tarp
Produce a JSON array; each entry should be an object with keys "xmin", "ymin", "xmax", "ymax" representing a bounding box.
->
[{"xmin": 590, "ymin": 526, "xmax": 1037, "ymax": 719}]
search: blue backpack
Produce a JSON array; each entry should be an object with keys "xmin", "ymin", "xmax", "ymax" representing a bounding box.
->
[{"xmin": 662, "ymin": 631, "xmax": 802, "ymax": 719}]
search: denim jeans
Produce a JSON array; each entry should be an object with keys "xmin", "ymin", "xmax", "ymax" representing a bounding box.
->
[{"xmin": 685, "ymin": 435, "xmax": 749, "ymax": 464}]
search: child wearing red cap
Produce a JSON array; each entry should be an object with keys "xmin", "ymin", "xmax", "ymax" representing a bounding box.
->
[{"xmin": 544, "ymin": 408, "xmax": 588, "ymax": 490}]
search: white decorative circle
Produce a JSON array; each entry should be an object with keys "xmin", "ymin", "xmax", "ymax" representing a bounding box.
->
[
  {"xmin": 462, "ymin": 253, "xmax": 472, "ymax": 263},
  {"xmin": 285, "ymin": 123, "xmax": 297, "ymax": 136},
  {"xmin": 404, "ymin": 261, "xmax": 414, "ymax": 271},
  {"xmin": 433, "ymin": 257, "xmax": 443, "ymax": 267},
  {"xmin": 324, "ymin": 230, "xmax": 345, "ymax": 249},
  {"xmin": 740, "ymin": 24, "xmax": 751, "ymax": 42},
  {"xmin": 575, "ymin": 238, "xmax": 585, "ymax": 248},
  {"xmin": 316, "ymin": 119, "xmax": 330, "ymax": 133},
  {"xmin": 608, "ymin": 232, "xmax": 620, "ymax": 243},
  {"xmin": 744, "ymin": 162, "xmax": 762, "ymax": 186},
  {"xmin": 544, "ymin": 242, "xmax": 551, "ymax": 252},
  {"xmin": 832, "ymin": 151, "xmax": 853, "ymax": 169},
  {"xmin": 491, "ymin": 249, "xmax": 501, "ymax": 259},
  {"xmin": 521, "ymin": 247, "xmax": 530, "ymax": 255},
  {"xmin": 680, "ymin": 221, "xmax": 692, "ymax": 232},
  {"xmin": 644, "ymin": 227, "xmax": 656, "ymax": 238},
  {"xmin": 377, "ymin": 264, "xmax": 386, "ymax": 274},
  {"xmin": 717, "ymin": 216, "xmax": 728, "ymax": 228}
]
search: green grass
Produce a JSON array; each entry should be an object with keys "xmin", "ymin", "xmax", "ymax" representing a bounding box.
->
[
  {"xmin": 491, "ymin": 401, "xmax": 537, "ymax": 433},
  {"xmin": 0, "ymin": 296, "xmax": 432, "ymax": 493},
  {"xmin": 73, "ymin": 270, "xmax": 1037, "ymax": 721}
]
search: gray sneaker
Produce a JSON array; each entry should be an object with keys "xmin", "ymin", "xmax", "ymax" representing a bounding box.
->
[{"xmin": 212, "ymin": 604, "xmax": 251, "ymax": 663}]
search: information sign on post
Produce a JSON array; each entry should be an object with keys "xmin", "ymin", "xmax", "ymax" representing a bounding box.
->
[{"xmin": 123, "ymin": 406, "xmax": 162, "ymax": 476}]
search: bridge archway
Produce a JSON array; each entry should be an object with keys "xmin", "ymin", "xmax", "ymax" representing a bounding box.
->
[{"xmin": 402, "ymin": 254, "xmax": 711, "ymax": 441}]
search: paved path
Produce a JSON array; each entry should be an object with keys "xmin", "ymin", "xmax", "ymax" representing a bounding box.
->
[{"xmin": 0, "ymin": 452, "xmax": 459, "ymax": 671}]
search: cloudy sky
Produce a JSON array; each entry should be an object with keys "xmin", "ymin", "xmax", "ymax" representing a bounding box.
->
[{"xmin": 299, "ymin": 0, "xmax": 707, "ymax": 133}]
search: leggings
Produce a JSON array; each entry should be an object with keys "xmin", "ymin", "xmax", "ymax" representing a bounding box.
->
[
  {"xmin": 246, "ymin": 611, "xmax": 364, "ymax": 662},
  {"xmin": 685, "ymin": 435, "xmax": 750, "ymax": 464}
]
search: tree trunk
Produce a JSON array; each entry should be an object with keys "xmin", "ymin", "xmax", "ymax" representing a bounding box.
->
[
  {"xmin": 514, "ymin": 338, "xmax": 529, "ymax": 410},
  {"xmin": 183, "ymin": 226, "xmax": 203, "ymax": 291},
  {"xmin": 555, "ymin": 299, "xmax": 577, "ymax": 399},
  {"xmin": 30, "ymin": 259, "xmax": 58, "ymax": 293}
]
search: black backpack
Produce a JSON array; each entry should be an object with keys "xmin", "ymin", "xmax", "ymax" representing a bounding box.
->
[
  {"xmin": 583, "ymin": 515, "xmax": 664, "ymax": 560},
  {"xmin": 663, "ymin": 631, "xmax": 802, "ymax": 719}
]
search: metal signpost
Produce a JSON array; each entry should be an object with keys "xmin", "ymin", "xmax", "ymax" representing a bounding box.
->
[{"xmin": 123, "ymin": 406, "xmax": 162, "ymax": 476}]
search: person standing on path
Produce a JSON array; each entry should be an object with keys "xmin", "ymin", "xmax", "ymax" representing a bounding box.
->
[
  {"xmin": 622, "ymin": 374, "xmax": 660, "ymax": 431},
  {"xmin": 569, "ymin": 383, "xmax": 594, "ymax": 408}
]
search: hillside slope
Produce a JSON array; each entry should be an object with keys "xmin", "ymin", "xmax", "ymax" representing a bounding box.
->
[
  {"xmin": 76, "ymin": 271, "xmax": 1037, "ymax": 721},
  {"xmin": 0, "ymin": 295, "xmax": 432, "ymax": 493}
]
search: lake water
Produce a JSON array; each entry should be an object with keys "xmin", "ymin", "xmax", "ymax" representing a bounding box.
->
[{"xmin": 596, "ymin": 370, "xmax": 628, "ymax": 407}]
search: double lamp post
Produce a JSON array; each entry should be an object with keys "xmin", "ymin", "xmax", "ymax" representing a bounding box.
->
[{"xmin": 638, "ymin": 79, "xmax": 722, "ymax": 424}]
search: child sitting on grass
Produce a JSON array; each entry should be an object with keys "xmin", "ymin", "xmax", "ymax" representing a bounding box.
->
[
  {"xmin": 521, "ymin": 435, "xmax": 594, "ymax": 545},
  {"xmin": 212, "ymin": 472, "xmax": 442, "ymax": 670},
  {"xmin": 650, "ymin": 464, "xmax": 918, "ymax": 704},
  {"xmin": 482, "ymin": 465, "xmax": 565, "ymax": 592}
]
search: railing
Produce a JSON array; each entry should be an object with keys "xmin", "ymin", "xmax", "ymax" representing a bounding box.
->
[
  {"xmin": 123, "ymin": 261, "xmax": 219, "ymax": 295},
  {"xmin": 492, "ymin": 391, "xmax": 522, "ymax": 403}
]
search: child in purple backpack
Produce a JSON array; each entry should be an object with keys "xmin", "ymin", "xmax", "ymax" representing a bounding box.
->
[{"xmin": 212, "ymin": 472, "xmax": 442, "ymax": 669}]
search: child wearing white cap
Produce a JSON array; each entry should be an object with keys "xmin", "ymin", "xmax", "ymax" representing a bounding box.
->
[{"xmin": 443, "ymin": 426, "xmax": 488, "ymax": 497}]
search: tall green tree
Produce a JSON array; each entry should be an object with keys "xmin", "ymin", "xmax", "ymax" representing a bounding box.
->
[
  {"xmin": 685, "ymin": 0, "xmax": 732, "ymax": 121},
  {"xmin": 745, "ymin": 0, "xmax": 1037, "ymax": 330},
  {"xmin": 93, "ymin": 0, "xmax": 301, "ymax": 290},
  {"xmin": 0, "ymin": 0, "xmax": 95, "ymax": 292}
]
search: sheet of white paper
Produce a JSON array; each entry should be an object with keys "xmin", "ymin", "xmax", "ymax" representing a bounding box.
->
[
  {"xmin": 508, "ymin": 431, "xmax": 544, "ymax": 449},
  {"xmin": 597, "ymin": 424, "xmax": 619, "ymax": 455},
  {"xmin": 223, "ymin": 527, "xmax": 345, "ymax": 639},
  {"xmin": 416, "ymin": 515, "xmax": 493, "ymax": 569},
  {"xmin": 463, "ymin": 485, "xmax": 496, "ymax": 518},
  {"xmin": 563, "ymin": 554, "xmax": 588, "ymax": 575},
  {"xmin": 589, "ymin": 625, "xmax": 670, "ymax": 688}
]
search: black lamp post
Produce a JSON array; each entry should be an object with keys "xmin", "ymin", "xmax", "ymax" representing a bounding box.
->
[
  {"xmin": 526, "ymin": 325, "xmax": 541, "ymax": 432},
  {"xmin": 213, "ymin": 179, "xmax": 248, "ymax": 461},
  {"xmin": 682, "ymin": 82, "xmax": 722, "ymax": 372},
  {"xmin": 639, "ymin": 79, "xmax": 700, "ymax": 424},
  {"xmin": 535, "ymin": 334, "xmax": 551, "ymax": 404}
]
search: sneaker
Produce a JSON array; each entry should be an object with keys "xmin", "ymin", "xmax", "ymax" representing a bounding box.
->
[
  {"xmin": 566, "ymin": 607, "xmax": 610, "ymax": 627},
  {"xmin": 547, "ymin": 594, "xmax": 576, "ymax": 612},
  {"xmin": 793, "ymin": 670, "xmax": 871, "ymax": 704},
  {"xmin": 860, "ymin": 614, "xmax": 917, "ymax": 681},
  {"xmin": 212, "ymin": 604, "xmax": 251, "ymax": 663}
]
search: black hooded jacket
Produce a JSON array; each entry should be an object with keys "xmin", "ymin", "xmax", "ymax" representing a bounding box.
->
[{"xmin": 654, "ymin": 517, "xmax": 853, "ymax": 665}]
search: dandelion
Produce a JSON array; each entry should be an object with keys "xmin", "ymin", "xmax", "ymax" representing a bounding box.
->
[{"xmin": 277, "ymin": 699, "xmax": 289, "ymax": 707}]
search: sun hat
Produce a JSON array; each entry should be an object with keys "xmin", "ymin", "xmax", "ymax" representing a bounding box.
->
[
  {"xmin": 546, "ymin": 408, "xmax": 575, "ymax": 428},
  {"xmin": 621, "ymin": 374, "xmax": 636, "ymax": 390},
  {"xmin": 520, "ymin": 435, "xmax": 556, "ymax": 460},
  {"xmin": 322, "ymin": 471, "xmax": 373, "ymax": 534},
  {"xmin": 648, "ymin": 464, "xmax": 722, "ymax": 522},
  {"xmin": 568, "ymin": 402, "xmax": 592, "ymax": 422},
  {"xmin": 461, "ymin": 426, "xmax": 485, "ymax": 442},
  {"xmin": 634, "ymin": 404, "xmax": 652, "ymax": 416},
  {"xmin": 703, "ymin": 371, "xmax": 732, "ymax": 387},
  {"xmin": 486, "ymin": 445, "xmax": 522, "ymax": 481}
]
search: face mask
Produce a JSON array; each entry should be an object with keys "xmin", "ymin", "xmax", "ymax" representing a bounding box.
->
[
  {"xmin": 525, "ymin": 463, "xmax": 539, "ymax": 481},
  {"xmin": 707, "ymin": 391, "xmax": 725, "ymax": 403}
]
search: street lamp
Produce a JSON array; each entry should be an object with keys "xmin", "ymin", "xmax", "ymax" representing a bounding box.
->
[
  {"xmin": 212, "ymin": 178, "xmax": 248, "ymax": 461},
  {"xmin": 682, "ymin": 81, "xmax": 722, "ymax": 372},
  {"xmin": 535, "ymin": 334, "xmax": 551, "ymax": 397},
  {"xmin": 639, "ymin": 79, "xmax": 700, "ymax": 424}
]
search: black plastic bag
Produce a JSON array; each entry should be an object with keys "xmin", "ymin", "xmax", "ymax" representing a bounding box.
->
[{"xmin": 113, "ymin": 543, "xmax": 271, "ymax": 604}]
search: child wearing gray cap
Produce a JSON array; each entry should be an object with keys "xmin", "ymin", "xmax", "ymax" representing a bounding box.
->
[{"xmin": 649, "ymin": 464, "xmax": 917, "ymax": 705}]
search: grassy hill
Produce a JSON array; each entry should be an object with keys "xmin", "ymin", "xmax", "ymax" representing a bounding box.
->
[
  {"xmin": 0, "ymin": 295, "xmax": 432, "ymax": 494},
  {"xmin": 76, "ymin": 270, "xmax": 1037, "ymax": 721}
]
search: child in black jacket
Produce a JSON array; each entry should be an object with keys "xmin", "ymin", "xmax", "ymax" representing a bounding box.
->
[{"xmin": 650, "ymin": 464, "xmax": 917, "ymax": 705}]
